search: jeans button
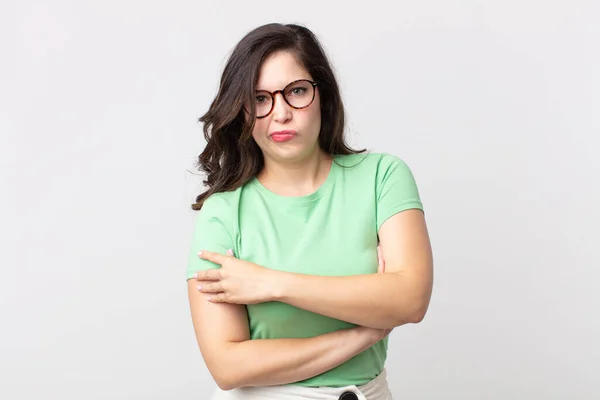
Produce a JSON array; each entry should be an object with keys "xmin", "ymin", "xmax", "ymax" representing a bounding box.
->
[{"xmin": 339, "ymin": 391, "xmax": 359, "ymax": 400}]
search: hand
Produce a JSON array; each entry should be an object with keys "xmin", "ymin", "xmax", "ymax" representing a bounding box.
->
[
  {"xmin": 377, "ymin": 244, "xmax": 385, "ymax": 273},
  {"xmin": 355, "ymin": 326, "xmax": 393, "ymax": 346},
  {"xmin": 194, "ymin": 249, "xmax": 276, "ymax": 305}
]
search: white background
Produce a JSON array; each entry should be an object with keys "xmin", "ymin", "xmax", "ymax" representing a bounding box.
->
[{"xmin": 1, "ymin": 1, "xmax": 598, "ymax": 399}]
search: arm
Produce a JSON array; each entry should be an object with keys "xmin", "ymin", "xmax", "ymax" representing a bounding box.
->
[
  {"xmin": 273, "ymin": 209, "xmax": 434, "ymax": 329},
  {"xmin": 187, "ymin": 279, "xmax": 388, "ymax": 391},
  {"xmin": 186, "ymin": 196, "xmax": 385, "ymax": 390}
]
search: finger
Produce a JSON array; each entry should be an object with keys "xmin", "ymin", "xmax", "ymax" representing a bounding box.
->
[
  {"xmin": 194, "ymin": 269, "xmax": 220, "ymax": 281},
  {"xmin": 198, "ymin": 250, "xmax": 228, "ymax": 265},
  {"xmin": 207, "ymin": 293, "xmax": 229, "ymax": 303},
  {"xmin": 227, "ymin": 248, "xmax": 235, "ymax": 257},
  {"xmin": 198, "ymin": 282, "xmax": 222, "ymax": 293},
  {"xmin": 196, "ymin": 280, "xmax": 219, "ymax": 287},
  {"xmin": 377, "ymin": 245, "xmax": 385, "ymax": 273}
]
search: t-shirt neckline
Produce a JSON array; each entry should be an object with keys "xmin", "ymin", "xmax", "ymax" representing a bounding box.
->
[{"xmin": 251, "ymin": 156, "xmax": 340, "ymax": 205}]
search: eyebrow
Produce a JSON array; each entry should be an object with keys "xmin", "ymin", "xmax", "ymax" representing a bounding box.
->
[{"xmin": 255, "ymin": 78, "xmax": 312, "ymax": 91}]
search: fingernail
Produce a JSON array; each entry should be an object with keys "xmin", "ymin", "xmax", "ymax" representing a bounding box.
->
[
  {"xmin": 197, "ymin": 251, "xmax": 203, "ymax": 256},
  {"xmin": 227, "ymin": 249, "xmax": 234, "ymax": 256},
  {"xmin": 193, "ymin": 272, "xmax": 198, "ymax": 278},
  {"xmin": 197, "ymin": 285, "xmax": 202, "ymax": 291}
]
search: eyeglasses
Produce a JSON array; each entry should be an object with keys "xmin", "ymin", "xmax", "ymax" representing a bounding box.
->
[{"xmin": 250, "ymin": 79, "xmax": 318, "ymax": 119}]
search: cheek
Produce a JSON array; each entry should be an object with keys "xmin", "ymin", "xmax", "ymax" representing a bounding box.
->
[
  {"xmin": 309, "ymin": 95, "xmax": 321, "ymax": 126},
  {"xmin": 305, "ymin": 103, "xmax": 322, "ymax": 135},
  {"xmin": 251, "ymin": 119, "xmax": 268, "ymax": 142}
]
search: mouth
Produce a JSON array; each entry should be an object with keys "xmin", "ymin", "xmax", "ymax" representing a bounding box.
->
[{"xmin": 269, "ymin": 130, "xmax": 297, "ymax": 143}]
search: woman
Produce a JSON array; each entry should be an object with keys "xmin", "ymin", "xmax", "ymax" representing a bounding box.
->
[{"xmin": 186, "ymin": 23, "xmax": 433, "ymax": 400}]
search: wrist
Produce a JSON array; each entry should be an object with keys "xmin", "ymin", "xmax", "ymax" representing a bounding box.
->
[
  {"xmin": 267, "ymin": 270, "xmax": 290, "ymax": 302},
  {"xmin": 349, "ymin": 327, "xmax": 378, "ymax": 352},
  {"xmin": 353, "ymin": 327, "xmax": 384, "ymax": 348}
]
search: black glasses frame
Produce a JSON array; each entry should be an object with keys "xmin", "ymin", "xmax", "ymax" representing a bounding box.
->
[{"xmin": 253, "ymin": 79, "xmax": 318, "ymax": 119}]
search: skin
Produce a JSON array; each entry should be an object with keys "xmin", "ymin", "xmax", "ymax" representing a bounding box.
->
[
  {"xmin": 197, "ymin": 209, "xmax": 433, "ymax": 329},
  {"xmin": 187, "ymin": 50, "xmax": 433, "ymax": 390},
  {"xmin": 250, "ymin": 50, "xmax": 331, "ymax": 197}
]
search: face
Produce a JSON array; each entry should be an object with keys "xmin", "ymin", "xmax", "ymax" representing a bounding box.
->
[{"xmin": 249, "ymin": 51, "xmax": 321, "ymax": 165}]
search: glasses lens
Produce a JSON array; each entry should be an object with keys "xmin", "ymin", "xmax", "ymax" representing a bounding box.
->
[
  {"xmin": 284, "ymin": 80, "xmax": 314, "ymax": 108},
  {"xmin": 252, "ymin": 80, "xmax": 315, "ymax": 118},
  {"xmin": 254, "ymin": 91, "xmax": 273, "ymax": 118}
]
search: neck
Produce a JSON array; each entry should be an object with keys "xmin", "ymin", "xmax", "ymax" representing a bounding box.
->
[{"xmin": 258, "ymin": 150, "xmax": 333, "ymax": 197}]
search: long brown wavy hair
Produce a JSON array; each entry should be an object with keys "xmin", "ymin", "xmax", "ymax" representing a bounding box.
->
[{"xmin": 191, "ymin": 23, "xmax": 365, "ymax": 210}]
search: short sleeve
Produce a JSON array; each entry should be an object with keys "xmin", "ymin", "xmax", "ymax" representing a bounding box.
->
[
  {"xmin": 186, "ymin": 194, "xmax": 234, "ymax": 280},
  {"xmin": 375, "ymin": 154, "xmax": 424, "ymax": 231}
]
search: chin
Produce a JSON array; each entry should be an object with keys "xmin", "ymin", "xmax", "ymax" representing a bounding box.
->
[
  {"xmin": 267, "ymin": 143, "xmax": 318, "ymax": 163},
  {"xmin": 270, "ymin": 148, "xmax": 307, "ymax": 162}
]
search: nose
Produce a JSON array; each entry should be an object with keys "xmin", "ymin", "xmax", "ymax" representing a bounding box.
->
[{"xmin": 271, "ymin": 92, "xmax": 292, "ymax": 123}]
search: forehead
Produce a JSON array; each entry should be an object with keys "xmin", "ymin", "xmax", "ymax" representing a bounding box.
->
[{"xmin": 255, "ymin": 51, "xmax": 313, "ymax": 90}]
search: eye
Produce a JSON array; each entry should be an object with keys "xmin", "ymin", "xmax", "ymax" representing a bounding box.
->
[
  {"xmin": 288, "ymin": 86, "xmax": 308, "ymax": 96},
  {"xmin": 255, "ymin": 95, "xmax": 268, "ymax": 104},
  {"xmin": 290, "ymin": 87, "xmax": 307, "ymax": 96}
]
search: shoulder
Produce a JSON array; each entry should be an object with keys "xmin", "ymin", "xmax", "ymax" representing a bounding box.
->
[
  {"xmin": 374, "ymin": 153, "xmax": 415, "ymax": 182},
  {"xmin": 334, "ymin": 152, "xmax": 413, "ymax": 176},
  {"xmin": 335, "ymin": 151, "xmax": 420, "ymax": 199},
  {"xmin": 195, "ymin": 187, "xmax": 243, "ymax": 221}
]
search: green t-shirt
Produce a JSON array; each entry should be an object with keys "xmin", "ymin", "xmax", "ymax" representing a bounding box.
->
[{"xmin": 186, "ymin": 152, "xmax": 424, "ymax": 387}]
